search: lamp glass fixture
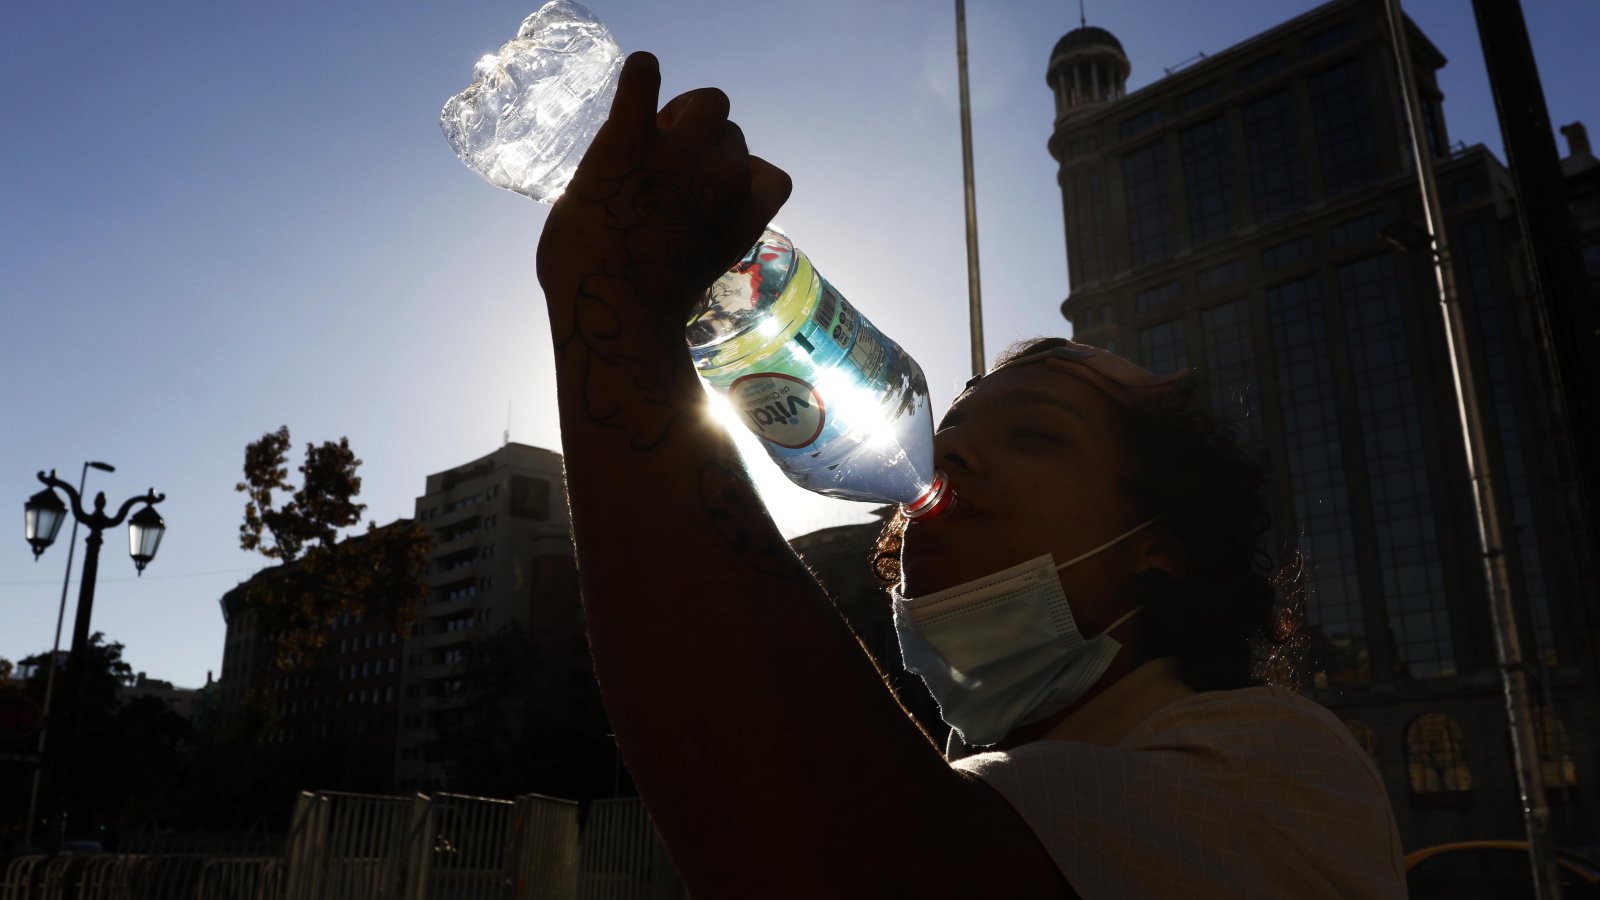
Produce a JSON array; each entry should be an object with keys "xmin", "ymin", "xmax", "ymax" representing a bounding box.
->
[
  {"xmin": 128, "ymin": 505, "xmax": 165, "ymax": 573},
  {"xmin": 24, "ymin": 489, "xmax": 67, "ymax": 559}
]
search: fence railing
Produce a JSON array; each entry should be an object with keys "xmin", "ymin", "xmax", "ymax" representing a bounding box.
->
[{"xmin": 1, "ymin": 792, "xmax": 675, "ymax": 900}]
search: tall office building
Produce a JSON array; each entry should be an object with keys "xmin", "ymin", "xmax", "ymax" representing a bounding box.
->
[
  {"xmin": 396, "ymin": 443, "xmax": 602, "ymax": 794},
  {"xmin": 1046, "ymin": 0, "xmax": 1598, "ymax": 846}
]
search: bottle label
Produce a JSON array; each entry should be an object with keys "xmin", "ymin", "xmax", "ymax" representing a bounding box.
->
[{"xmin": 729, "ymin": 372, "xmax": 827, "ymax": 449}]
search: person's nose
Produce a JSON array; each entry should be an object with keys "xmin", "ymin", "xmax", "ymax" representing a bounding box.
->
[{"xmin": 935, "ymin": 424, "xmax": 983, "ymax": 478}]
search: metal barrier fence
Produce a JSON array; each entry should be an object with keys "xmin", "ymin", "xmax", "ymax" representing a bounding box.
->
[
  {"xmin": 0, "ymin": 791, "xmax": 667, "ymax": 900},
  {"xmin": 578, "ymin": 799, "xmax": 684, "ymax": 900},
  {"xmin": 283, "ymin": 790, "xmax": 423, "ymax": 899},
  {"xmin": 509, "ymin": 794, "xmax": 579, "ymax": 900}
]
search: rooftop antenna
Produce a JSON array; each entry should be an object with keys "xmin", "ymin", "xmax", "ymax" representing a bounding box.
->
[
  {"xmin": 503, "ymin": 401, "xmax": 511, "ymax": 447},
  {"xmin": 1079, "ymin": 0, "xmax": 1087, "ymax": 28}
]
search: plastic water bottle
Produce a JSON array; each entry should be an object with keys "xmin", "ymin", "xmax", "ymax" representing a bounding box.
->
[
  {"xmin": 441, "ymin": 2, "xmax": 951, "ymax": 518},
  {"xmin": 688, "ymin": 230, "xmax": 950, "ymax": 517},
  {"xmin": 440, "ymin": 0, "xmax": 622, "ymax": 203}
]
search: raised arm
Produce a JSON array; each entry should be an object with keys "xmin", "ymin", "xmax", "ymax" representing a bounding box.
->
[{"xmin": 534, "ymin": 52, "xmax": 1072, "ymax": 899}]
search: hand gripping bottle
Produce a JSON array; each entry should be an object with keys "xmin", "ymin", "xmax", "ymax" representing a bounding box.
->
[
  {"xmin": 687, "ymin": 229, "xmax": 951, "ymax": 518},
  {"xmin": 443, "ymin": 1, "xmax": 951, "ymax": 518}
]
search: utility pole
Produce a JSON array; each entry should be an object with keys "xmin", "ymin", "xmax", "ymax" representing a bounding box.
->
[
  {"xmin": 1383, "ymin": 3, "xmax": 1561, "ymax": 898},
  {"xmin": 954, "ymin": 0, "xmax": 986, "ymax": 377}
]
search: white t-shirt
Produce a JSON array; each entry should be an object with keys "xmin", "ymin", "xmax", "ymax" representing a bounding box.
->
[{"xmin": 952, "ymin": 659, "xmax": 1407, "ymax": 899}]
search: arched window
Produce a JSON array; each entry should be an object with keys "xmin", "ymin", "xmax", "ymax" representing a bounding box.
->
[
  {"xmin": 1534, "ymin": 706, "xmax": 1579, "ymax": 801},
  {"xmin": 1343, "ymin": 719, "xmax": 1379, "ymax": 760},
  {"xmin": 1406, "ymin": 713, "xmax": 1472, "ymax": 806}
]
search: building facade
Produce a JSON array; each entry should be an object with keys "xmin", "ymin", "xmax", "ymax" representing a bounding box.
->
[
  {"xmin": 217, "ymin": 541, "xmax": 409, "ymax": 794},
  {"xmin": 1046, "ymin": 0, "xmax": 1598, "ymax": 848},
  {"xmin": 217, "ymin": 443, "xmax": 606, "ymax": 798},
  {"xmin": 395, "ymin": 443, "xmax": 600, "ymax": 794}
]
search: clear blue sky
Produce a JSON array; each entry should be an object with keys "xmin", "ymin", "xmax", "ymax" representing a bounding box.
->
[{"xmin": 4, "ymin": 0, "xmax": 1595, "ymax": 687}]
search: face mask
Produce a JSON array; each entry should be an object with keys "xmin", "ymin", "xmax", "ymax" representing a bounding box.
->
[{"xmin": 890, "ymin": 518, "xmax": 1158, "ymax": 747}]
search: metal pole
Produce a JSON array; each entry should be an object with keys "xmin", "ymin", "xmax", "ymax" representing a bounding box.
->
[
  {"xmin": 56, "ymin": 523, "xmax": 105, "ymax": 839},
  {"xmin": 955, "ymin": 0, "xmax": 986, "ymax": 378},
  {"xmin": 24, "ymin": 463, "xmax": 90, "ymax": 848},
  {"xmin": 1382, "ymin": 3, "xmax": 1561, "ymax": 897}
]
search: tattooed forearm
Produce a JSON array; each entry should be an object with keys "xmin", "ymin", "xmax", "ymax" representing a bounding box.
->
[
  {"xmin": 698, "ymin": 454, "xmax": 811, "ymax": 585},
  {"xmin": 550, "ymin": 165, "xmax": 745, "ymax": 451},
  {"xmin": 555, "ymin": 270, "xmax": 690, "ymax": 451}
]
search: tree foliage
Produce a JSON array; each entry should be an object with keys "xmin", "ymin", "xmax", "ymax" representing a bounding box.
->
[
  {"xmin": 0, "ymin": 634, "xmax": 195, "ymax": 845},
  {"xmin": 236, "ymin": 426, "xmax": 432, "ymax": 666}
]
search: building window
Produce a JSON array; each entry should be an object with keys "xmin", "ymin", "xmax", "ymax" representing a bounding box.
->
[
  {"xmin": 1135, "ymin": 281, "xmax": 1180, "ymax": 314},
  {"xmin": 1196, "ymin": 259, "xmax": 1245, "ymax": 292},
  {"xmin": 1200, "ymin": 299, "xmax": 1262, "ymax": 451},
  {"xmin": 1340, "ymin": 254, "xmax": 1454, "ymax": 679},
  {"xmin": 1176, "ymin": 82, "xmax": 1220, "ymax": 116},
  {"xmin": 1122, "ymin": 141, "xmax": 1176, "ymax": 267},
  {"xmin": 1237, "ymin": 53, "xmax": 1285, "ymax": 87},
  {"xmin": 1088, "ymin": 170, "xmax": 1110, "ymax": 277},
  {"xmin": 1302, "ymin": 23, "xmax": 1353, "ymax": 58},
  {"xmin": 1071, "ymin": 171, "xmax": 1089, "ymax": 281},
  {"xmin": 1585, "ymin": 242, "xmax": 1600, "ymax": 278},
  {"xmin": 1268, "ymin": 275, "xmax": 1367, "ymax": 686},
  {"xmin": 1332, "ymin": 210, "xmax": 1386, "ymax": 247},
  {"xmin": 1534, "ymin": 707, "xmax": 1579, "ymax": 796},
  {"xmin": 1343, "ymin": 719, "xmax": 1379, "ymax": 760},
  {"xmin": 1241, "ymin": 90, "xmax": 1305, "ymax": 222},
  {"xmin": 1309, "ymin": 59, "xmax": 1380, "ymax": 197},
  {"xmin": 1405, "ymin": 713, "xmax": 1472, "ymax": 802},
  {"xmin": 1137, "ymin": 319, "xmax": 1187, "ymax": 375},
  {"xmin": 1262, "ymin": 234, "xmax": 1314, "ymax": 271},
  {"xmin": 1459, "ymin": 221, "xmax": 1553, "ymax": 662},
  {"xmin": 1180, "ymin": 117, "xmax": 1236, "ymax": 246},
  {"xmin": 1118, "ymin": 108, "xmax": 1162, "ymax": 141},
  {"xmin": 442, "ymin": 611, "xmax": 476, "ymax": 633}
]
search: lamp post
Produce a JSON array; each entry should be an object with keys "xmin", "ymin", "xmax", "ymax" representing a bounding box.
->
[
  {"xmin": 22, "ymin": 468, "xmax": 165, "ymax": 843},
  {"xmin": 22, "ymin": 461, "xmax": 113, "ymax": 849}
]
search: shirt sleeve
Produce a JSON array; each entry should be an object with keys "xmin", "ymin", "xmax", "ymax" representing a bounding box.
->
[{"xmin": 952, "ymin": 688, "xmax": 1407, "ymax": 900}]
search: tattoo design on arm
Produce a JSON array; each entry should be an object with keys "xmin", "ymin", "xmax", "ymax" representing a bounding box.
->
[
  {"xmin": 698, "ymin": 454, "xmax": 810, "ymax": 585},
  {"xmin": 553, "ymin": 166, "xmax": 745, "ymax": 452}
]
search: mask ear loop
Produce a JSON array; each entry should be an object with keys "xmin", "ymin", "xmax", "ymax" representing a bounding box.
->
[
  {"xmin": 1053, "ymin": 516, "xmax": 1162, "ymax": 571},
  {"xmin": 1098, "ymin": 604, "xmax": 1142, "ymax": 639}
]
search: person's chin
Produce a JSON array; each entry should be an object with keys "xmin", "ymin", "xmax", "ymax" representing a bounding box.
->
[{"xmin": 897, "ymin": 551, "xmax": 982, "ymax": 599}]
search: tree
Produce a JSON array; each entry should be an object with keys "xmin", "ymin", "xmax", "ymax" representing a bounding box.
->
[
  {"xmin": 0, "ymin": 634, "xmax": 194, "ymax": 846},
  {"xmin": 236, "ymin": 426, "xmax": 432, "ymax": 665}
]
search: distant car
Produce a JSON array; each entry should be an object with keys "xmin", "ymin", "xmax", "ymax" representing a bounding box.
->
[{"xmin": 1406, "ymin": 840, "xmax": 1600, "ymax": 899}]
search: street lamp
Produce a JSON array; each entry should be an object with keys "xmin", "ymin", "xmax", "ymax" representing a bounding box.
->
[
  {"xmin": 127, "ymin": 504, "xmax": 166, "ymax": 574},
  {"xmin": 22, "ymin": 467, "xmax": 165, "ymax": 844},
  {"xmin": 22, "ymin": 461, "xmax": 113, "ymax": 849},
  {"xmin": 23, "ymin": 489, "xmax": 66, "ymax": 560}
]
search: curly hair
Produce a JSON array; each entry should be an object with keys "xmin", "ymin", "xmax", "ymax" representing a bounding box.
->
[{"xmin": 872, "ymin": 337, "xmax": 1305, "ymax": 692}]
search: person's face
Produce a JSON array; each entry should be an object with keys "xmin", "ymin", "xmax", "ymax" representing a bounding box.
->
[{"xmin": 899, "ymin": 361, "xmax": 1161, "ymax": 633}]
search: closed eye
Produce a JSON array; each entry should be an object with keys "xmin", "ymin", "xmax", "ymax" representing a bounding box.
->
[{"xmin": 1010, "ymin": 427, "xmax": 1065, "ymax": 447}]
